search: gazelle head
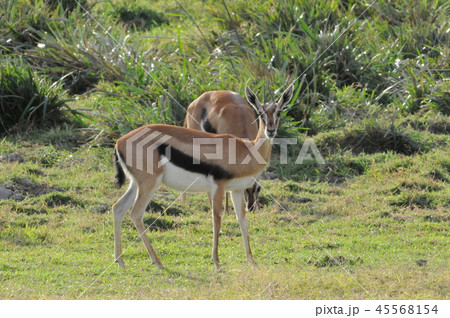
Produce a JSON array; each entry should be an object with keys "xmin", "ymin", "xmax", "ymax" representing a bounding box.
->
[
  {"xmin": 245, "ymin": 84, "xmax": 294, "ymax": 139},
  {"xmin": 245, "ymin": 181, "xmax": 261, "ymax": 212}
]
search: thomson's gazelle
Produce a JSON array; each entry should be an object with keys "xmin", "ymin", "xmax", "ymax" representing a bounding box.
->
[
  {"xmin": 184, "ymin": 90, "xmax": 260, "ymax": 211},
  {"xmin": 112, "ymin": 84, "xmax": 294, "ymax": 269}
]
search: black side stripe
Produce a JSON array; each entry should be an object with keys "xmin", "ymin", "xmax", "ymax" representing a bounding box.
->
[{"xmin": 157, "ymin": 143, "xmax": 233, "ymax": 180}]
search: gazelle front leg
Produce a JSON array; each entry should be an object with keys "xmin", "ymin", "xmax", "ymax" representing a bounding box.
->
[
  {"xmin": 231, "ymin": 190, "xmax": 257, "ymax": 267},
  {"xmin": 211, "ymin": 182, "xmax": 225, "ymax": 269}
]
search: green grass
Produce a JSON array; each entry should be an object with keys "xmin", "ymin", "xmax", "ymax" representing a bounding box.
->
[
  {"xmin": 0, "ymin": 128, "xmax": 448, "ymax": 299},
  {"xmin": 0, "ymin": 0, "xmax": 449, "ymax": 299}
]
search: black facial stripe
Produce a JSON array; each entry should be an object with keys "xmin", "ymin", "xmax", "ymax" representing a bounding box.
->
[
  {"xmin": 261, "ymin": 113, "xmax": 267, "ymax": 125},
  {"xmin": 157, "ymin": 143, "xmax": 233, "ymax": 180}
]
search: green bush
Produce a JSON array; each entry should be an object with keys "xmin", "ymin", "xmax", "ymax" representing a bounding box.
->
[
  {"xmin": 315, "ymin": 121, "xmax": 422, "ymax": 156},
  {"xmin": 45, "ymin": 0, "xmax": 89, "ymax": 13},
  {"xmin": 0, "ymin": 0, "xmax": 54, "ymax": 53},
  {"xmin": 0, "ymin": 59, "xmax": 70, "ymax": 134},
  {"xmin": 87, "ymin": 82, "xmax": 178, "ymax": 138},
  {"xmin": 25, "ymin": 10, "xmax": 166, "ymax": 94},
  {"xmin": 109, "ymin": 3, "xmax": 168, "ymax": 31}
]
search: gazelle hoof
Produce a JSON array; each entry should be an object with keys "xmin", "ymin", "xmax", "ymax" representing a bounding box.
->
[
  {"xmin": 214, "ymin": 265, "xmax": 225, "ymax": 273},
  {"xmin": 154, "ymin": 261, "xmax": 164, "ymax": 270},
  {"xmin": 248, "ymin": 259, "xmax": 259, "ymax": 269},
  {"xmin": 213, "ymin": 261, "xmax": 222, "ymax": 271}
]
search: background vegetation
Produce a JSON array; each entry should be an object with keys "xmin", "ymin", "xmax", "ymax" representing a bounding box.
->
[{"xmin": 0, "ymin": 0, "xmax": 448, "ymax": 299}]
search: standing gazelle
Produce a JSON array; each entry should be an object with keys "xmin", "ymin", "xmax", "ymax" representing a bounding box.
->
[
  {"xmin": 184, "ymin": 90, "xmax": 260, "ymax": 212},
  {"xmin": 112, "ymin": 84, "xmax": 294, "ymax": 269}
]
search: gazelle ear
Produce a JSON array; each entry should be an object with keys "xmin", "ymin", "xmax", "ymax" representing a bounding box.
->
[
  {"xmin": 277, "ymin": 83, "xmax": 294, "ymax": 111},
  {"xmin": 245, "ymin": 86, "xmax": 264, "ymax": 115}
]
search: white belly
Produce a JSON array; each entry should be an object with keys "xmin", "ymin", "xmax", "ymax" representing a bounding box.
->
[
  {"xmin": 225, "ymin": 176, "xmax": 255, "ymax": 191},
  {"xmin": 161, "ymin": 161, "xmax": 258, "ymax": 193},
  {"xmin": 162, "ymin": 161, "xmax": 212, "ymax": 192}
]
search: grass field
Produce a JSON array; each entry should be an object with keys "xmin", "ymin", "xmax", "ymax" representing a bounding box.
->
[{"xmin": 0, "ymin": 0, "xmax": 449, "ymax": 299}]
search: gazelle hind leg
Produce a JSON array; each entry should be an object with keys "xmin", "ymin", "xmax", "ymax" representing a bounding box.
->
[
  {"xmin": 231, "ymin": 190, "xmax": 257, "ymax": 267},
  {"xmin": 113, "ymin": 180, "xmax": 138, "ymax": 268},
  {"xmin": 211, "ymin": 184, "xmax": 225, "ymax": 269},
  {"xmin": 129, "ymin": 175, "xmax": 164, "ymax": 269}
]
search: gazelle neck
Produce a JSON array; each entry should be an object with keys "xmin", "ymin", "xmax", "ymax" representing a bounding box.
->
[{"xmin": 252, "ymin": 116, "xmax": 273, "ymax": 165}]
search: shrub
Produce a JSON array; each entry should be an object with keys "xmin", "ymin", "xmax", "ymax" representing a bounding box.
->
[
  {"xmin": 315, "ymin": 121, "xmax": 423, "ymax": 156},
  {"xmin": 25, "ymin": 11, "xmax": 166, "ymax": 94},
  {"xmin": 0, "ymin": 0, "xmax": 54, "ymax": 53},
  {"xmin": 86, "ymin": 82, "xmax": 178, "ymax": 139},
  {"xmin": 399, "ymin": 110, "xmax": 450, "ymax": 134},
  {"xmin": 0, "ymin": 59, "xmax": 71, "ymax": 134},
  {"xmin": 45, "ymin": 0, "xmax": 89, "ymax": 13},
  {"xmin": 109, "ymin": 3, "xmax": 168, "ymax": 31},
  {"xmin": 216, "ymin": 0, "xmax": 394, "ymax": 126},
  {"xmin": 369, "ymin": 0, "xmax": 450, "ymax": 58}
]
